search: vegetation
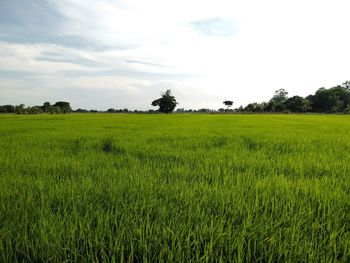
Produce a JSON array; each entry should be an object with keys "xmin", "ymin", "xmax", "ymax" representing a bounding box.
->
[
  {"xmin": 1, "ymin": 114, "xmax": 349, "ymax": 262},
  {"xmin": 241, "ymin": 82, "xmax": 350, "ymax": 113},
  {"xmin": 1, "ymin": 82, "xmax": 350, "ymax": 115},
  {"xmin": 0, "ymin": 101, "xmax": 72, "ymax": 115},
  {"xmin": 151, "ymin": 90, "xmax": 178, "ymax": 113},
  {"xmin": 223, "ymin": 100, "xmax": 234, "ymax": 110}
]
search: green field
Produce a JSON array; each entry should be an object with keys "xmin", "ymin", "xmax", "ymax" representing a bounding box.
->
[{"xmin": 1, "ymin": 114, "xmax": 349, "ymax": 262}]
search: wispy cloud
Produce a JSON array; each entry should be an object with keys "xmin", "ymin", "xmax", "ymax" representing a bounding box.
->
[
  {"xmin": 190, "ymin": 18, "xmax": 238, "ymax": 37},
  {"xmin": 0, "ymin": 0, "xmax": 350, "ymax": 110}
]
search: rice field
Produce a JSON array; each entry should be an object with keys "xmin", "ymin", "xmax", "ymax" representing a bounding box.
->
[{"xmin": 0, "ymin": 114, "xmax": 349, "ymax": 262}]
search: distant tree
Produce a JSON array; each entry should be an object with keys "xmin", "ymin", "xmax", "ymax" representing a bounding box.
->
[
  {"xmin": 0, "ymin": 106, "xmax": 6, "ymax": 113},
  {"xmin": 0, "ymin": 105, "xmax": 15, "ymax": 113},
  {"xmin": 48, "ymin": 106, "xmax": 61, "ymax": 114},
  {"xmin": 244, "ymin": 102, "xmax": 266, "ymax": 112},
  {"xmin": 15, "ymin": 104, "xmax": 25, "ymax": 114},
  {"xmin": 53, "ymin": 101, "xmax": 71, "ymax": 113},
  {"xmin": 41, "ymin": 102, "xmax": 51, "ymax": 113},
  {"xmin": 272, "ymin": 89, "xmax": 288, "ymax": 102},
  {"xmin": 218, "ymin": 108, "xmax": 225, "ymax": 113},
  {"xmin": 311, "ymin": 86, "xmax": 350, "ymax": 113},
  {"xmin": 223, "ymin": 100, "xmax": 233, "ymax": 110},
  {"xmin": 245, "ymin": 103, "xmax": 259, "ymax": 112},
  {"xmin": 151, "ymin": 90, "xmax": 178, "ymax": 114},
  {"xmin": 268, "ymin": 89, "xmax": 288, "ymax": 112},
  {"xmin": 27, "ymin": 106, "xmax": 43, "ymax": 114},
  {"xmin": 198, "ymin": 108, "xmax": 211, "ymax": 113},
  {"xmin": 285, "ymin": 96, "xmax": 308, "ymax": 112},
  {"xmin": 107, "ymin": 108, "xmax": 116, "ymax": 113},
  {"xmin": 75, "ymin": 108, "xmax": 88, "ymax": 113}
]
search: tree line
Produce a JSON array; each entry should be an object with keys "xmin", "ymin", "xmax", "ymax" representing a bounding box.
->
[
  {"xmin": 0, "ymin": 101, "xmax": 71, "ymax": 114},
  {"xmin": 237, "ymin": 81, "xmax": 350, "ymax": 113},
  {"xmin": 1, "ymin": 81, "xmax": 349, "ymax": 114}
]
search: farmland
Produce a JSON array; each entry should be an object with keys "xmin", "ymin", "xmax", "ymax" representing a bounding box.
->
[{"xmin": 0, "ymin": 114, "xmax": 349, "ymax": 262}]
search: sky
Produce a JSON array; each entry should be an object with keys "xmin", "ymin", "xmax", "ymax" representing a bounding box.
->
[{"xmin": 0, "ymin": 0, "xmax": 349, "ymax": 110}]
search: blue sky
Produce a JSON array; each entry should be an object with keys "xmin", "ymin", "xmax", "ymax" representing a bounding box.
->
[{"xmin": 0, "ymin": 0, "xmax": 349, "ymax": 110}]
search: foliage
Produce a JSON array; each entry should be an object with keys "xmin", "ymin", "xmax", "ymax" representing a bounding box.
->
[
  {"xmin": 342, "ymin": 80, "xmax": 350, "ymax": 90},
  {"xmin": 0, "ymin": 104, "xmax": 15, "ymax": 113},
  {"xmin": 42, "ymin": 102, "xmax": 51, "ymax": 113},
  {"xmin": 0, "ymin": 102, "xmax": 72, "ymax": 114},
  {"xmin": 240, "ymin": 82, "xmax": 350, "ymax": 114},
  {"xmin": 53, "ymin": 101, "xmax": 72, "ymax": 113},
  {"xmin": 151, "ymin": 90, "xmax": 178, "ymax": 113},
  {"xmin": 1, "ymin": 114, "xmax": 349, "ymax": 262},
  {"xmin": 15, "ymin": 104, "xmax": 25, "ymax": 114},
  {"xmin": 223, "ymin": 100, "xmax": 233, "ymax": 109},
  {"xmin": 285, "ymin": 96, "xmax": 311, "ymax": 113}
]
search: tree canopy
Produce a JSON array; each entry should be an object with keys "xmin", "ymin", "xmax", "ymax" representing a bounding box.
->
[
  {"xmin": 241, "ymin": 82, "xmax": 350, "ymax": 114},
  {"xmin": 223, "ymin": 101, "xmax": 233, "ymax": 109},
  {"xmin": 151, "ymin": 90, "xmax": 178, "ymax": 114}
]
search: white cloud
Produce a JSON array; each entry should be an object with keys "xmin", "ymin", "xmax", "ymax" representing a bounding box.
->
[{"xmin": 1, "ymin": 0, "xmax": 350, "ymax": 109}]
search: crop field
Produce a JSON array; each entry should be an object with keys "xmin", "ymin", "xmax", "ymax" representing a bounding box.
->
[{"xmin": 0, "ymin": 114, "xmax": 350, "ymax": 262}]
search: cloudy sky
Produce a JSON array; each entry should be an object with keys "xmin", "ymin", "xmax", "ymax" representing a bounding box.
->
[{"xmin": 0, "ymin": 0, "xmax": 349, "ymax": 110}]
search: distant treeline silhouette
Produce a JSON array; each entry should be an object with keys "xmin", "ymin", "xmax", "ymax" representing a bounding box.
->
[
  {"xmin": 1, "ymin": 81, "xmax": 349, "ymax": 114},
  {"xmin": 237, "ymin": 81, "xmax": 350, "ymax": 114}
]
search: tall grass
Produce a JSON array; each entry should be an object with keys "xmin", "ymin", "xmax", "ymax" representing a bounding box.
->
[{"xmin": 0, "ymin": 114, "xmax": 349, "ymax": 262}]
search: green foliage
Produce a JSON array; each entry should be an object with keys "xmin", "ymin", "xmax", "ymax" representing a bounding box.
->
[
  {"xmin": 48, "ymin": 106, "xmax": 61, "ymax": 114},
  {"xmin": 1, "ymin": 114, "xmax": 350, "ymax": 262},
  {"xmin": 241, "ymin": 82, "xmax": 350, "ymax": 114},
  {"xmin": 0, "ymin": 105, "xmax": 15, "ymax": 113},
  {"xmin": 42, "ymin": 102, "xmax": 51, "ymax": 113},
  {"xmin": 53, "ymin": 101, "xmax": 72, "ymax": 113},
  {"xmin": 223, "ymin": 100, "xmax": 233, "ymax": 109},
  {"xmin": 310, "ymin": 86, "xmax": 350, "ymax": 113},
  {"xmin": 1, "ymin": 101, "xmax": 72, "ymax": 115},
  {"xmin": 15, "ymin": 104, "xmax": 25, "ymax": 114},
  {"xmin": 152, "ymin": 90, "xmax": 178, "ymax": 113},
  {"xmin": 285, "ymin": 96, "xmax": 311, "ymax": 113},
  {"xmin": 26, "ymin": 106, "xmax": 43, "ymax": 114}
]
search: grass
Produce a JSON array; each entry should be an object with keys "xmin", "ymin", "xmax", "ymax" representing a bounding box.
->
[{"xmin": 0, "ymin": 114, "xmax": 349, "ymax": 262}]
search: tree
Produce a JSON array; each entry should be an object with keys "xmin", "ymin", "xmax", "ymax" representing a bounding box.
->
[
  {"xmin": 53, "ymin": 101, "xmax": 71, "ymax": 113},
  {"xmin": 107, "ymin": 108, "xmax": 116, "ymax": 113},
  {"xmin": 268, "ymin": 89, "xmax": 288, "ymax": 112},
  {"xmin": 342, "ymin": 80, "xmax": 350, "ymax": 90},
  {"xmin": 344, "ymin": 104, "xmax": 350, "ymax": 114},
  {"xmin": 223, "ymin": 100, "xmax": 233, "ymax": 110},
  {"xmin": 151, "ymin": 90, "xmax": 178, "ymax": 114},
  {"xmin": 311, "ymin": 86, "xmax": 350, "ymax": 113},
  {"xmin": 15, "ymin": 104, "xmax": 25, "ymax": 114},
  {"xmin": 272, "ymin": 89, "xmax": 288, "ymax": 102},
  {"xmin": 48, "ymin": 106, "xmax": 61, "ymax": 114},
  {"xmin": 27, "ymin": 106, "xmax": 43, "ymax": 114},
  {"xmin": 41, "ymin": 102, "xmax": 51, "ymax": 113},
  {"xmin": 0, "ymin": 105, "xmax": 15, "ymax": 113},
  {"xmin": 285, "ymin": 96, "xmax": 311, "ymax": 112}
]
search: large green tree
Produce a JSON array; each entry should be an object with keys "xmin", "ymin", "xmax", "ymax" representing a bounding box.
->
[
  {"xmin": 266, "ymin": 89, "xmax": 288, "ymax": 112},
  {"xmin": 53, "ymin": 101, "xmax": 72, "ymax": 113},
  {"xmin": 151, "ymin": 90, "xmax": 178, "ymax": 114}
]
